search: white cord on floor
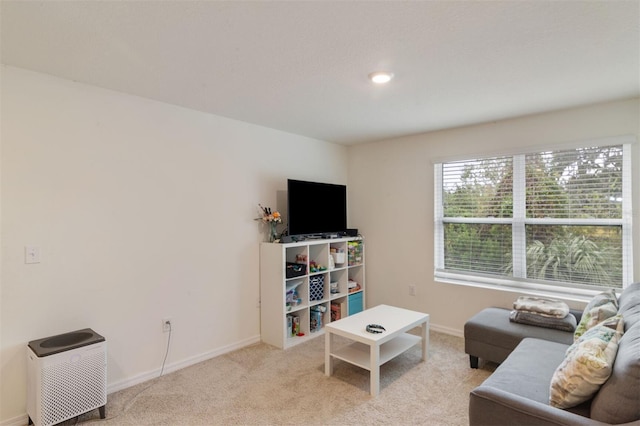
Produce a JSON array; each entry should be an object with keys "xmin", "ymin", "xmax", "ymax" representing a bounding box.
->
[
  {"xmin": 160, "ymin": 322, "xmax": 172, "ymax": 377},
  {"xmin": 74, "ymin": 324, "xmax": 173, "ymax": 424}
]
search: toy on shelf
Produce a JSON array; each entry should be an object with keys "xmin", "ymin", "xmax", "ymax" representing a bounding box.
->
[
  {"xmin": 286, "ymin": 315, "xmax": 304, "ymax": 337},
  {"xmin": 348, "ymin": 241, "xmax": 363, "ymax": 265},
  {"xmin": 309, "ymin": 261, "xmax": 327, "ymax": 273},
  {"xmin": 310, "ymin": 305, "xmax": 326, "ymax": 333},
  {"xmin": 286, "ymin": 279, "xmax": 304, "ymax": 311}
]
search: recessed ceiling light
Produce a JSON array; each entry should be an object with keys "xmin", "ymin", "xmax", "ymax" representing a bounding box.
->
[{"xmin": 368, "ymin": 71, "xmax": 394, "ymax": 84}]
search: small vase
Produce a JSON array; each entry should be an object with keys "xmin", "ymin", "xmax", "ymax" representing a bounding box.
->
[{"xmin": 268, "ymin": 222, "xmax": 278, "ymax": 242}]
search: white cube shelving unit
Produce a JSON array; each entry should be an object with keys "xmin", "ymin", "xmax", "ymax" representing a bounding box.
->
[{"xmin": 260, "ymin": 236, "xmax": 365, "ymax": 349}]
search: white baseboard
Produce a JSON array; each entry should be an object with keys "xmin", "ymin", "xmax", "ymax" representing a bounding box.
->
[
  {"xmin": 1, "ymin": 335, "xmax": 261, "ymax": 426},
  {"xmin": 107, "ymin": 334, "xmax": 261, "ymax": 394},
  {"xmin": 0, "ymin": 415, "xmax": 28, "ymax": 426},
  {"xmin": 430, "ymin": 322, "xmax": 464, "ymax": 338}
]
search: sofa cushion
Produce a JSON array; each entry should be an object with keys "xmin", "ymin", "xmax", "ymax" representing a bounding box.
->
[
  {"xmin": 481, "ymin": 337, "xmax": 569, "ymax": 404},
  {"xmin": 590, "ymin": 321, "xmax": 640, "ymax": 423},
  {"xmin": 617, "ymin": 282, "xmax": 640, "ymax": 331},
  {"xmin": 574, "ymin": 289, "xmax": 618, "ymax": 341},
  {"xmin": 550, "ymin": 315, "xmax": 624, "ymax": 409}
]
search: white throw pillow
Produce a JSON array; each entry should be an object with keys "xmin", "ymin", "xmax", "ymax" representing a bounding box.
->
[
  {"xmin": 550, "ymin": 314, "xmax": 624, "ymax": 409},
  {"xmin": 574, "ymin": 289, "xmax": 618, "ymax": 341}
]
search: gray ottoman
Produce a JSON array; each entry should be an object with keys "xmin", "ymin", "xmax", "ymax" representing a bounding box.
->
[{"xmin": 464, "ymin": 307, "xmax": 577, "ymax": 368}]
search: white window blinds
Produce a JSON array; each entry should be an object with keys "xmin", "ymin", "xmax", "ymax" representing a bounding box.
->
[{"xmin": 434, "ymin": 140, "xmax": 633, "ymax": 292}]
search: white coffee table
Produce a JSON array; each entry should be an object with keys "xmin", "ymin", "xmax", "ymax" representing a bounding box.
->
[{"xmin": 324, "ymin": 304, "xmax": 429, "ymax": 396}]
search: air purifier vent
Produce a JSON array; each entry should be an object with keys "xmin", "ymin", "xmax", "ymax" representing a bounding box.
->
[
  {"xmin": 40, "ymin": 349, "xmax": 106, "ymax": 425},
  {"xmin": 27, "ymin": 329, "xmax": 106, "ymax": 426}
]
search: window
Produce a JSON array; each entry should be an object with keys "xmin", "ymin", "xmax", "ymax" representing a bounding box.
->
[{"xmin": 434, "ymin": 138, "xmax": 634, "ymax": 295}]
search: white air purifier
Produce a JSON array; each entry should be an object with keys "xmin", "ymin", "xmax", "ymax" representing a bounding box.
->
[{"xmin": 27, "ymin": 329, "xmax": 107, "ymax": 426}]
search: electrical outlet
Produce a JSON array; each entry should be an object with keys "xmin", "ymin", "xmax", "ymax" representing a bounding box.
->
[
  {"xmin": 409, "ymin": 285, "xmax": 417, "ymax": 296},
  {"xmin": 162, "ymin": 318, "xmax": 172, "ymax": 333},
  {"xmin": 25, "ymin": 246, "xmax": 41, "ymax": 264}
]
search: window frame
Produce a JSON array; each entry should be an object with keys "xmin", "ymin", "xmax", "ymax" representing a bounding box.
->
[{"xmin": 434, "ymin": 136, "xmax": 635, "ymax": 300}]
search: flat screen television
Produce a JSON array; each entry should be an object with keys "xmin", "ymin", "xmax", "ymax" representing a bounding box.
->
[{"xmin": 287, "ymin": 179, "xmax": 347, "ymax": 237}]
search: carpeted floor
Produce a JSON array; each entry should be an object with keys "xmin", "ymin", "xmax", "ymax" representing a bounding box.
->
[{"xmin": 66, "ymin": 330, "xmax": 496, "ymax": 425}]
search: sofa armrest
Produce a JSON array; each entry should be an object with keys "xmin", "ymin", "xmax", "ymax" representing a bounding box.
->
[
  {"xmin": 470, "ymin": 386, "xmax": 614, "ymax": 426},
  {"xmin": 570, "ymin": 308, "xmax": 583, "ymax": 324}
]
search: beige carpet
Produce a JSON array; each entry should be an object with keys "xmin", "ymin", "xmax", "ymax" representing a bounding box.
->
[{"xmin": 67, "ymin": 330, "xmax": 495, "ymax": 425}]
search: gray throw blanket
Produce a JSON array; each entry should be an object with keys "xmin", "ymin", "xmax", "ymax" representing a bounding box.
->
[{"xmin": 509, "ymin": 310, "xmax": 577, "ymax": 332}]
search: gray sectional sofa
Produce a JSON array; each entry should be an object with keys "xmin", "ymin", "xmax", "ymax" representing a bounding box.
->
[{"xmin": 466, "ymin": 282, "xmax": 640, "ymax": 425}]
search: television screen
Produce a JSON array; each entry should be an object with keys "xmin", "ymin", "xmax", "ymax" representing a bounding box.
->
[{"xmin": 287, "ymin": 179, "xmax": 347, "ymax": 237}]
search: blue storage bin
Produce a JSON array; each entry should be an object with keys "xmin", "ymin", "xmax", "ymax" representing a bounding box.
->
[{"xmin": 348, "ymin": 292, "xmax": 363, "ymax": 315}]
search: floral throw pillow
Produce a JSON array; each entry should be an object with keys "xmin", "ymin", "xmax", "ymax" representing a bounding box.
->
[
  {"xmin": 574, "ymin": 289, "xmax": 618, "ymax": 341},
  {"xmin": 550, "ymin": 314, "xmax": 624, "ymax": 409}
]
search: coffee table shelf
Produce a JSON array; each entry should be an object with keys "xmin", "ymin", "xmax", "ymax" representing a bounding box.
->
[{"xmin": 331, "ymin": 333, "xmax": 421, "ymax": 370}]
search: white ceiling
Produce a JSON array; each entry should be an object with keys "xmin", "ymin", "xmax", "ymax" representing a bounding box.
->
[{"xmin": 2, "ymin": 1, "xmax": 638, "ymax": 145}]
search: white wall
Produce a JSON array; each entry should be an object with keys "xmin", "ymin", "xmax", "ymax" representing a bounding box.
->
[
  {"xmin": 348, "ymin": 98, "xmax": 640, "ymax": 336},
  {"xmin": 0, "ymin": 66, "xmax": 348, "ymax": 423}
]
